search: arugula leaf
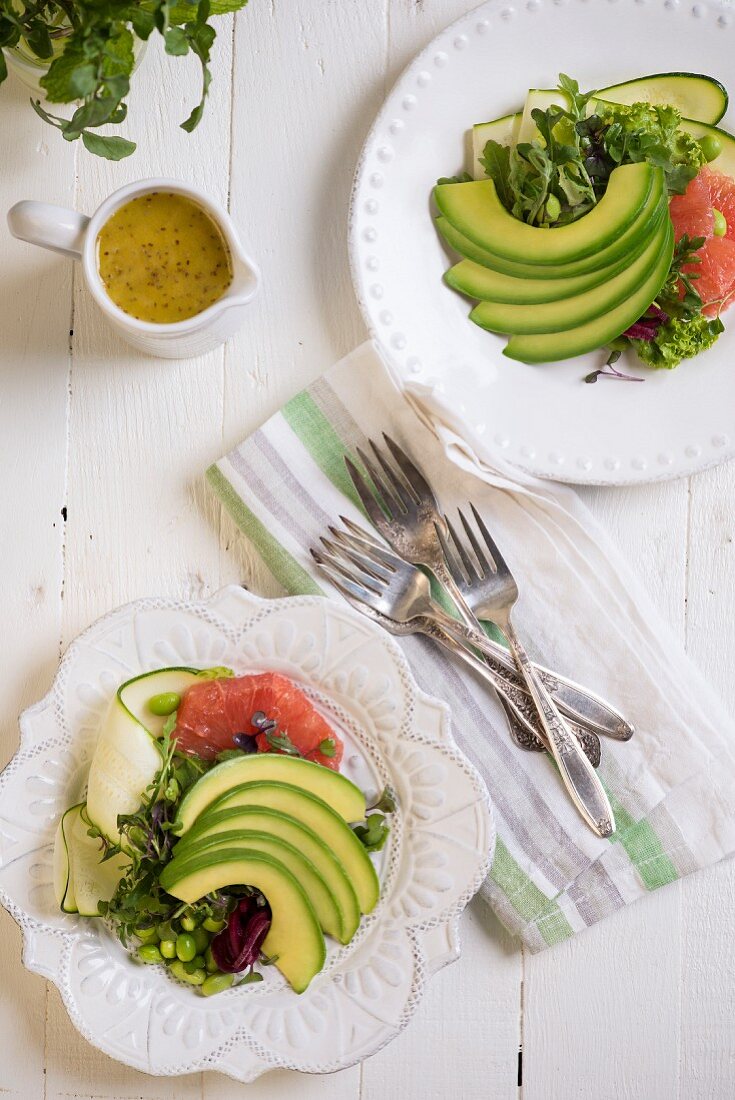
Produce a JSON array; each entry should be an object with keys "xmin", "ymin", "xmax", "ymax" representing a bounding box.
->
[
  {"xmin": 437, "ymin": 171, "xmax": 473, "ymax": 185},
  {"xmin": 479, "ymin": 140, "xmax": 512, "ymax": 209}
]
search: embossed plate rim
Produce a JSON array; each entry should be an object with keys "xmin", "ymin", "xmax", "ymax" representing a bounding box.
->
[{"xmin": 0, "ymin": 586, "xmax": 494, "ymax": 1081}]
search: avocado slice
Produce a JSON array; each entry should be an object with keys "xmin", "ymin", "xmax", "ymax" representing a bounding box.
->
[
  {"xmin": 161, "ymin": 849, "xmax": 326, "ymax": 993},
  {"xmin": 434, "ymin": 163, "xmax": 656, "ymax": 264},
  {"xmin": 166, "ymin": 829, "xmax": 343, "ymax": 940},
  {"xmin": 503, "ymin": 220, "xmax": 674, "ymax": 363},
  {"xmin": 173, "ymin": 805, "xmax": 360, "ymax": 943},
  {"xmin": 445, "ymin": 203, "xmax": 666, "ymax": 305},
  {"xmin": 174, "ymin": 754, "xmax": 366, "ymax": 834},
  {"xmin": 436, "ymin": 170, "xmax": 665, "ymax": 278},
  {"xmin": 196, "ymin": 780, "xmax": 380, "ymax": 914},
  {"xmin": 470, "ymin": 218, "xmax": 670, "ymax": 335}
]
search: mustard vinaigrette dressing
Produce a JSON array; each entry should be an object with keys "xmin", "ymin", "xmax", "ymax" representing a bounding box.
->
[{"xmin": 96, "ymin": 192, "xmax": 233, "ymax": 323}]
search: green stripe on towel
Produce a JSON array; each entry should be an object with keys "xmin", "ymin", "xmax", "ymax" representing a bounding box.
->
[
  {"xmin": 609, "ymin": 795, "xmax": 679, "ymax": 891},
  {"xmin": 207, "ymin": 465, "xmax": 324, "ymax": 596},
  {"xmin": 281, "ymin": 390, "xmax": 366, "ymax": 513},
  {"xmin": 490, "ymin": 838, "xmax": 574, "ymax": 946}
]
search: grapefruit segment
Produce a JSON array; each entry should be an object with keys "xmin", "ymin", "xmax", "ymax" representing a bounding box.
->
[
  {"xmin": 174, "ymin": 672, "xmax": 343, "ymax": 769},
  {"xmin": 669, "ymin": 166, "xmax": 735, "ymax": 318}
]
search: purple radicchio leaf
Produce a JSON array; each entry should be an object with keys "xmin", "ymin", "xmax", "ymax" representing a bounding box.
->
[
  {"xmin": 211, "ymin": 897, "xmax": 272, "ymax": 973},
  {"xmin": 623, "ymin": 306, "xmax": 668, "ymax": 342}
]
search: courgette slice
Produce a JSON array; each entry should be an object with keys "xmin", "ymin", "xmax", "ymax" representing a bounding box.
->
[
  {"xmin": 53, "ymin": 803, "xmax": 83, "ymax": 913},
  {"xmin": 69, "ymin": 806, "xmax": 129, "ymax": 917},
  {"xmin": 471, "ymin": 113, "xmax": 520, "ymax": 179},
  {"xmin": 596, "ymin": 72, "xmax": 728, "ymax": 125},
  {"xmin": 86, "ymin": 666, "xmax": 229, "ymax": 844},
  {"xmin": 118, "ymin": 666, "xmax": 202, "ymax": 738},
  {"xmin": 680, "ymin": 118, "xmax": 735, "ymax": 179},
  {"xmin": 470, "ymin": 73, "xmax": 729, "ymax": 178}
]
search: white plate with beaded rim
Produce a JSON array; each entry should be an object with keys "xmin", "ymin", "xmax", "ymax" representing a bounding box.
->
[
  {"xmin": 0, "ymin": 587, "xmax": 493, "ymax": 1082},
  {"xmin": 350, "ymin": 0, "xmax": 735, "ymax": 485}
]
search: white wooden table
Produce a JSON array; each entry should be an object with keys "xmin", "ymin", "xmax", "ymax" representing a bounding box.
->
[{"xmin": 2, "ymin": 2, "xmax": 734, "ymax": 1096}]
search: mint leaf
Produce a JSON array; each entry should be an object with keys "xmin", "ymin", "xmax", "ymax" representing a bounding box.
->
[{"xmin": 318, "ymin": 738, "xmax": 336, "ymax": 758}]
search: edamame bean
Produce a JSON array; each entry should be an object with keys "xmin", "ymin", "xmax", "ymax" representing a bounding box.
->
[
  {"xmin": 147, "ymin": 692, "xmax": 181, "ymax": 716},
  {"xmin": 545, "ymin": 194, "xmax": 561, "ymax": 222},
  {"xmin": 204, "ymin": 946, "xmax": 218, "ymax": 973},
  {"xmin": 138, "ymin": 944, "xmax": 163, "ymax": 964},
  {"xmin": 169, "ymin": 960, "xmax": 206, "ymax": 985},
  {"xmin": 699, "ymin": 134, "xmax": 722, "ymax": 163},
  {"xmin": 134, "ymin": 925, "xmax": 159, "ymax": 944},
  {"xmin": 202, "ymin": 917, "xmax": 226, "ymax": 933},
  {"xmin": 176, "ymin": 933, "xmax": 197, "ymax": 961},
  {"xmin": 183, "ymin": 955, "xmax": 206, "ymax": 974},
  {"xmin": 181, "ymin": 914, "xmax": 198, "ymax": 932},
  {"xmin": 714, "ymin": 208, "xmax": 728, "ymax": 237},
  {"xmin": 193, "ymin": 927, "xmax": 210, "ymax": 953},
  {"xmin": 201, "ymin": 972, "xmax": 234, "ymax": 997},
  {"xmin": 160, "ymin": 939, "xmax": 177, "ymax": 959}
]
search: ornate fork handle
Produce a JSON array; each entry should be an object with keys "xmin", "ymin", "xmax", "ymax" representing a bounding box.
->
[
  {"xmin": 428, "ymin": 606, "xmax": 631, "ymax": 741},
  {"xmin": 420, "ymin": 617, "xmax": 601, "ymax": 767},
  {"xmin": 503, "ymin": 620, "xmax": 615, "ymax": 838}
]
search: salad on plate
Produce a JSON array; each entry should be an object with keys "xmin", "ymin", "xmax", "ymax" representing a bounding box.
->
[
  {"xmin": 53, "ymin": 666, "xmax": 394, "ymax": 996},
  {"xmin": 435, "ymin": 71, "xmax": 735, "ymax": 377}
]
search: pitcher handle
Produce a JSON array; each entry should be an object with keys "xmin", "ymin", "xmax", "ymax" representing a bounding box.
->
[{"xmin": 7, "ymin": 200, "xmax": 90, "ymax": 260}]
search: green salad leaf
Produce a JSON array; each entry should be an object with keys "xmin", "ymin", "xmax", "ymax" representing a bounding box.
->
[
  {"xmin": 597, "ymin": 101, "xmax": 705, "ymax": 195},
  {"xmin": 352, "ymin": 812, "xmax": 390, "ymax": 853},
  {"xmin": 629, "ymin": 314, "xmax": 724, "ymax": 369},
  {"xmin": 476, "ymin": 74, "xmax": 707, "ymax": 227}
]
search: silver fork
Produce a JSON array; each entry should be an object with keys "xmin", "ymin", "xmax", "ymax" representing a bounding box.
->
[
  {"xmin": 438, "ymin": 505, "xmax": 615, "ymax": 837},
  {"xmin": 313, "ymin": 524, "xmax": 613, "ymax": 836},
  {"xmin": 347, "ymin": 433, "xmax": 472, "ymax": 615},
  {"xmin": 338, "ymin": 510, "xmax": 631, "ymax": 742},
  {"xmin": 346, "ymin": 437, "xmax": 633, "ymax": 743},
  {"xmin": 311, "ymin": 537, "xmax": 601, "ymax": 768}
]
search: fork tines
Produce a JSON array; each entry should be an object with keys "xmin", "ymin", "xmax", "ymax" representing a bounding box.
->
[{"xmin": 346, "ymin": 433, "xmax": 437, "ymax": 526}]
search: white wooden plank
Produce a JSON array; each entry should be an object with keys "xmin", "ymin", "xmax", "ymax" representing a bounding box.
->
[
  {"xmin": 361, "ymin": 901, "xmax": 521, "ymax": 1100},
  {"xmin": 0, "ymin": 63, "xmax": 76, "ymax": 1100},
  {"xmin": 362, "ymin": 7, "xmax": 524, "ymax": 1100},
  {"xmin": 43, "ymin": 26, "xmax": 234, "ymax": 1098},
  {"xmin": 679, "ymin": 461, "xmax": 735, "ymax": 1096},
  {"xmin": 222, "ymin": 0, "xmax": 387, "ymax": 456},
  {"xmin": 523, "ymin": 481, "xmax": 689, "ymax": 1100}
]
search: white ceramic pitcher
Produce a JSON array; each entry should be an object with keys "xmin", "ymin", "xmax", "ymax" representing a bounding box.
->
[{"xmin": 7, "ymin": 178, "xmax": 260, "ymax": 359}]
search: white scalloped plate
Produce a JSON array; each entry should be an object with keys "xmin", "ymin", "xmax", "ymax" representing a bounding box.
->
[
  {"xmin": 0, "ymin": 588, "xmax": 493, "ymax": 1082},
  {"xmin": 350, "ymin": 0, "xmax": 735, "ymax": 485}
]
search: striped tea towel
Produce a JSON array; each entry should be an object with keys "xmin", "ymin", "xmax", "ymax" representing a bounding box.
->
[{"xmin": 207, "ymin": 341, "xmax": 735, "ymax": 952}]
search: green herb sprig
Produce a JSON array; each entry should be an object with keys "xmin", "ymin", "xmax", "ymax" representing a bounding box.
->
[{"xmin": 0, "ymin": 0, "xmax": 248, "ymax": 159}]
